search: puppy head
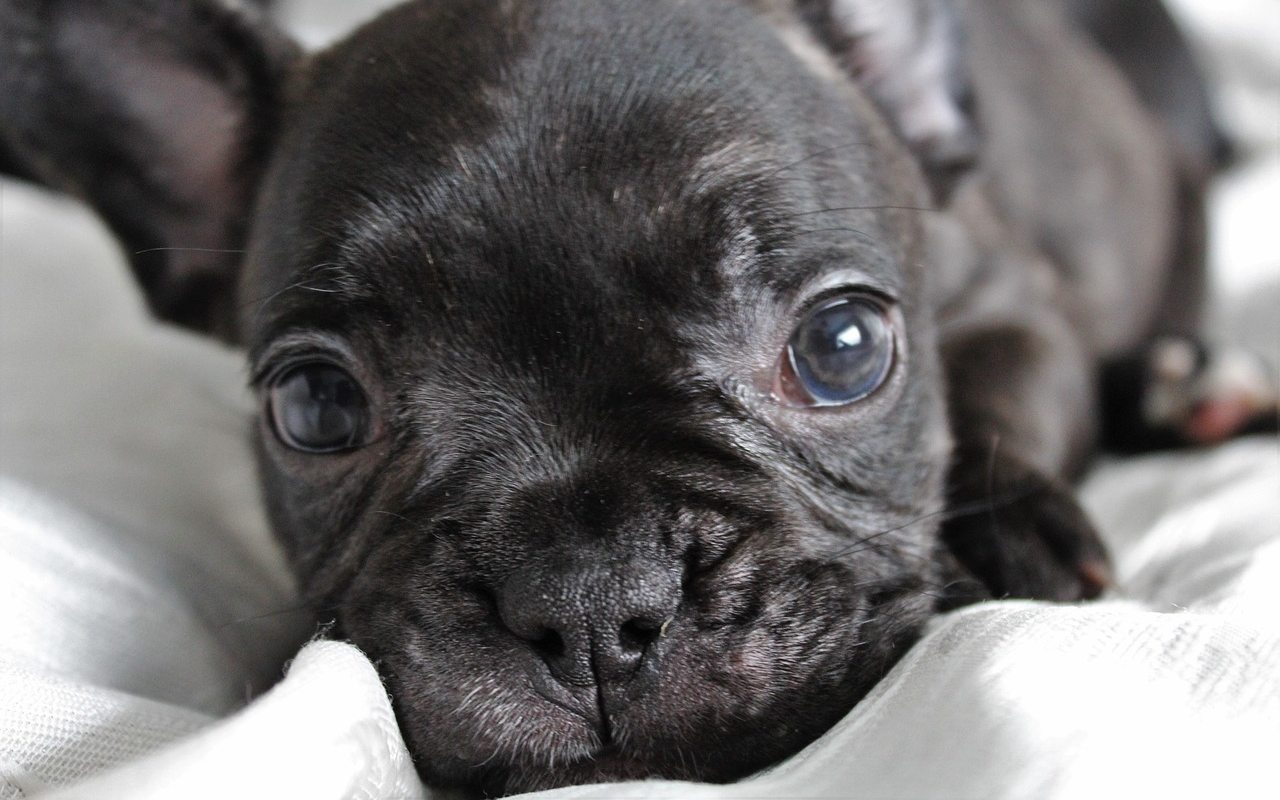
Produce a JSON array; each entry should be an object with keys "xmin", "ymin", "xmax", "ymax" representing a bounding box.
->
[{"xmin": 3, "ymin": 0, "xmax": 974, "ymax": 793}]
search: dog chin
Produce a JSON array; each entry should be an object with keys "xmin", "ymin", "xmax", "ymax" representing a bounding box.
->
[
  {"xmin": 398, "ymin": 700, "xmax": 712, "ymax": 796},
  {"xmin": 495, "ymin": 751, "xmax": 705, "ymax": 796},
  {"xmin": 392, "ymin": 684, "xmax": 728, "ymax": 794},
  {"xmin": 385, "ymin": 643, "xmax": 888, "ymax": 798},
  {"xmin": 433, "ymin": 727, "xmax": 752, "ymax": 797}
]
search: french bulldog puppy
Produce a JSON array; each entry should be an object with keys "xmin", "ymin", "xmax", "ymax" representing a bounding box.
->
[{"xmin": 2, "ymin": 0, "xmax": 1269, "ymax": 794}]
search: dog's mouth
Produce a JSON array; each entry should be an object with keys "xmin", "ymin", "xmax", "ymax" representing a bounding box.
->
[
  {"xmin": 504, "ymin": 744, "xmax": 707, "ymax": 795},
  {"xmin": 379, "ymin": 654, "xmax": 797, "ymax": 796},
  {"xmin": 318, "ymin": 465, "xmax": 945, "ymax": 796},
  {"xmin": 343, "ymin": 561, "xmax": 934, "ymax": 797}
]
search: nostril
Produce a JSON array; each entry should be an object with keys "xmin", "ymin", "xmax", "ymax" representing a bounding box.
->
[
  {"xmin": 618, "ymin": 617, "xmax": 664, "ymax": 653},
  {"xmin": 497, "ymin": 561, "xmax": 682, "ymax": 685},
  {"xmin": 529, "ymin": 628, "xmax": 565, "ymax": 660}
]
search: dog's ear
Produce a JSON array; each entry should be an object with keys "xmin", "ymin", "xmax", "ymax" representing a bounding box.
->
[
  {"xmin": 792, "ymin": 0, "xmax": 979, "ymax": 201},
  {"xmin": 0, "ymin": 0, "xmax": 298, "ymax": 341}
]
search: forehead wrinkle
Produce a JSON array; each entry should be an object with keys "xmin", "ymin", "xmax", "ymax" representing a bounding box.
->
[
  {"xmin": 687, "ymin": 134, "xmax": 907, "ymax": 309},
  {"xmin": 332, "ymin": 134, "xmax": 749, "ymax": 319},
  {"xmin": 272, "ymin": 0, "xmax": 909, "ymax": 364},
  {"xmin": 298, "ymin": 11, "xmax": 847, "ymax": 326},
  {"xmin": 406, "ymin": 365, "xmax": 680, "ymax": 502},
  {"xmin": 317, "ymin": 184, "xmax": 469, "ymax": 319}
]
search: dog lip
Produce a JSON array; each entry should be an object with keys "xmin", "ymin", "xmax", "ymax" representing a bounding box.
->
[
  {"xmin": 524, "ymin": 685, "xmax": 640, "ymax": 773},
  {"xmin": 521, "ymin": 742, "xmax": 707, "ymax": 790},
  {"xmin": 595, "ymin": 684, "xmax": 615, "ymax": 746},
  {"xmin": 532, "ymin": 656, "xmax": 626, "ymax": 746},
  {"xmin": 529, "ymin": 664, "xmax": 613, "ymax": 744},
  {"xmin": 532, "ymin": 685, "xmax": 594, "ymax": 723}
]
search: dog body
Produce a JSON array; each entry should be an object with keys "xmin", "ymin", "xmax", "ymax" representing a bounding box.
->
[{"xmin": 0, "ymin": 0, "xmax": 1230, "ymax": 793}]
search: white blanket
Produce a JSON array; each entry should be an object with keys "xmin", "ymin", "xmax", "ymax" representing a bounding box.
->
[{"xmin": 2, "ymin": 1, "xmax": 1277, "ymax": 798}]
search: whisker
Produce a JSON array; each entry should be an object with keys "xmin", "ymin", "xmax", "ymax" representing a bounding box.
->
[
  {"xmin": 777, "ymin": 204, "xmax": 939, "ymax": 221},
  {"xmin": 240, "ymin": 278, "xmax": 342, "ymax": 318},
  {"xmin": 133, "ymin": 246, "xmax": 247, "ymax": 255},
  {"xmin": 760, "ymin": 139, "xmax": 873, "ymax": 181},
  {"xmin": 840, "ymin": 572, "xmax": 979, "ymax": 596},
  {"xmin": 831, "ymin": 486, "xmax": 1034, "ymax": 562},
  {"xmin": 214, "ymin": 603, "xmax": 315, "ymax": 632},
  {"xmin": 773, "ymin": 226, "xmax": 879, "ymax": 247},
  {"xmin": 372, "ymin": 509, "xmax": 417, "ymax": 526},
  {"xmin": 983, "ymin": 433, "xmax": 1003, "ymax": 543}
]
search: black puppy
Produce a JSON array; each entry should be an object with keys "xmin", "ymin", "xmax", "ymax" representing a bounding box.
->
[{"xmin": 2, "ymin": 0, "xmax": 1269, "ymax": 795}]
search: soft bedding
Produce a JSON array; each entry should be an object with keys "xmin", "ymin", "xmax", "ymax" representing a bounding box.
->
[{"xmin": 2, "ymin": 1, "xmax": 1277, "ymax": 798}]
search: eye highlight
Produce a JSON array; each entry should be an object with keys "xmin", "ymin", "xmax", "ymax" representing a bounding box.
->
[
  {"xmin": 268, "ymin": 363, "xmax": 372, "ymax": 453},
  {"xmin": 776, "ymin": 294, "xmax": 896, "ymax": 408}
]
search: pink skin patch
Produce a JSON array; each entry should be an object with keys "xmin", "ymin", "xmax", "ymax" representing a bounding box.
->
[{"xmin": 1184, "ymin": 395, "xmax": 1260, "ymax": 444}]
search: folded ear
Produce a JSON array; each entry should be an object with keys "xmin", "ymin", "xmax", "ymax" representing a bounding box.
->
[
  {"xmin": 0, "ymin": 0, "xmax": 298, "ymax": 340},
  {"xmin": 793, "ymin": 0, "xmax": 979, "ymax": 201}
]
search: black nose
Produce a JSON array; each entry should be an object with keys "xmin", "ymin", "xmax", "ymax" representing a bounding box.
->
[{"xmin": 498, "ymin": 557, "xmax": 681, "ymax": 687}]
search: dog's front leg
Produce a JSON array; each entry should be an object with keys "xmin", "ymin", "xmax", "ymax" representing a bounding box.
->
[
  {"xmin": 939, "ymin": 318, "xmax": 1112, "ymax": 604},
  {"xmin": 925, "ymin": 196, "xmax": 1112, "ymax": 605}
]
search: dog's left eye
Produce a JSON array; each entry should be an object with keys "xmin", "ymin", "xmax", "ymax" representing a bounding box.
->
[
  {"xmin": 776, "ymin": 294, "xmax": 896, "ymax": 407},
  {"xmin": 268, "ymin": 364, "xmax": 371, "ymax": 453}
]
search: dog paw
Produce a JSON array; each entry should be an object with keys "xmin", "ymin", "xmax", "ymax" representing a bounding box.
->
[
  {"xmin": 940, "ymin": 448, "xmax": 1111, "ymax": 603},
  {"xmin": 1103, "ymin": 335, "xmax": 1280, "ymax": 452}
]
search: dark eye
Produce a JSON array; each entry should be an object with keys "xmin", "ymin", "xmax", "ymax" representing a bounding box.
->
[
  {"xmin": 778, "ymin": 295, "xmax": 896, "ymax": 407},
  {"xmin": 268, "ymin": 364, "xmax": 371, "ymax": 453}
]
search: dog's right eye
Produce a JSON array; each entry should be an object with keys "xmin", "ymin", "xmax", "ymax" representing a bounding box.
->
[
  {"xmin": 268, "ymin": 364, "xmax": 371, "ymax": 453},
  {"xmin": 775, "ymin": 294, "xmax": 896, "ymax": 408}
]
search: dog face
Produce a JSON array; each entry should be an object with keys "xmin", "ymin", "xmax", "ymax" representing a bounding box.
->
[
  {"xmin": 2, "ymin": 0, "xmax": 976, "ymax": 793},
  {"xmin": 249, "ymin": 2, "xmax": 953, "ymax": 790}
]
